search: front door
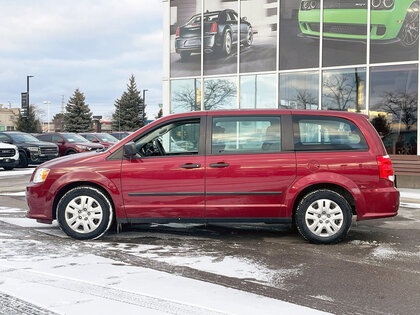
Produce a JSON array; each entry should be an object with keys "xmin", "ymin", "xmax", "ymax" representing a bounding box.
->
[
  {"xmin": 205, "ymin": 115, "xmax": 296, "ymax": 218},
  {"xmin": 121, "ymin": 117, "xmax": 206, "ymax": 219}
]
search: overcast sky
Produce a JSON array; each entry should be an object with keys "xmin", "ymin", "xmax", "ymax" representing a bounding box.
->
[{"xmin": 0, "ymin": 0, "xmax": 163, "ymax": 120}]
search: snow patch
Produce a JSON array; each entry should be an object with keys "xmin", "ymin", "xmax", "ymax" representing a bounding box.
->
[
  {"xmin": 0, "ymin": 191, "xmax": 26, "ymax": 197},
  {"xmin": 310, "ymin": 295, "xmax": 335, "ymax": 302},
  {"xmin": 372, "ymin": 246, "xmax": 420, "ymax": 260},
  {"xmin": 399, "ymin": 189, "xmax": 420, "ymax": 201},
  {"xmin": 0, "ymin": 207, "xmax": 26, "ymax": 213},
  {"xmin": 400, "ymin": 202, "xmax": 420, "ymax": 209},
  {"xmin": 0, "ymin": 168, "xmax": 35, "ymax": 177},
  {"xmin": 0, "ymin": 218, "xmax": 58, "ymax": 228}
]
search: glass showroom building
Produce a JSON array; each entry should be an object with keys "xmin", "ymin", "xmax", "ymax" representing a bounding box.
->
[{"xmin": 162, "ymin": 0, "xmax": 420, "ymax": 186}]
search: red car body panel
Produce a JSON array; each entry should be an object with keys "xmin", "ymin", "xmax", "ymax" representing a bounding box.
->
[{"xmin": 26, "ymin": 110, "xmax": 399, "ymax": 225}]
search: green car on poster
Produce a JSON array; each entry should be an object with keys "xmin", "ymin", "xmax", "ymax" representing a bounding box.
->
[{"xmin": 298, "ymin": 0, "xmax": 419, "ymax": 47}]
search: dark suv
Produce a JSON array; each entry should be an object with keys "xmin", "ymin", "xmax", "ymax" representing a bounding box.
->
[
  {"xmin": 37, "ymin": 133, "xmax": 104, "ymax": 156},
  {"xmin": 0, "ymin": 132, "xmax": 59, "ymax": 167},
  {"xmin": 27, "ymin": 110, "xmax": 399, "ymax": 243}
]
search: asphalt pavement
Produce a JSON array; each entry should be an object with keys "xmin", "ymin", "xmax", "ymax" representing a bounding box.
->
[{"xmin": 0, "ymin": 169, "xmax": 419, "ymax": 314}]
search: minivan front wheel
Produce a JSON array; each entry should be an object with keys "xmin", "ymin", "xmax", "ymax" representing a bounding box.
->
[
  {"xmin": 57, "ymin": 186, "xmax": 113, "ymax": 240},
  {"xmin": 295, "ymin": 189, "xmax": 352, "ymax": 244}
]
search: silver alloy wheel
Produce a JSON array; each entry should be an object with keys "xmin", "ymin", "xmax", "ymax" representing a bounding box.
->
[
  {"xmin": 400, "ymin": 1, "xmax": 419, "ymax": 47},
  {"xmin": 64, "ymin": 195, "xmax": 103, "ymax": 234},
  {"xmin": 247, "ymin": 28, "xmax": 253, "ymax": 46},
  {"xmin": 225, "ymin": 32, "xmax": 232, "ymax": 55},
  {"xmin": 304, "ymin": 199, "xmax": 344, "ymax": 238}
]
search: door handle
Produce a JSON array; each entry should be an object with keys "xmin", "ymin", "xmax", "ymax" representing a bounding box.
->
[
  {"xmin": 181, "ymin": 163, "xmax": 201, "ymax": 169},
  {"xmin": 209, "ymin": 163, "xmax": 230, "ymax": 168}
]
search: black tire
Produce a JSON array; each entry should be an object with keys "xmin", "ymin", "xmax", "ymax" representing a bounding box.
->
[
  {"xmin": 180, "ymin": 51, "xmax": 191, "ymax": 61},
  {"xmin": 3, "ymin": 166, "xmax": 14, "ymax": 171},
  {"xmin": 221, "ymin": 30, "xmax": 232, "ymax": 56},
  {"xmin": 244, "ymin": 27, "xmax": 253, "ymax": 47},
  {"xmin": 65, "ymin": 150, "xmax": 77, "ymax": 155},
  {"xmin": 398, "ymin": 1, "xmax": 419, "ymax": 48},
  {"xmin": 295, "ymin": 189, "xmax": 352, "ymax": 244},
  {"xmin": 18, "ymin": 151, "xmax": 28, "ymax": 168},
  {"xmin": 57, "ymin": 186, "xmax": 113, "ymax": 240}
]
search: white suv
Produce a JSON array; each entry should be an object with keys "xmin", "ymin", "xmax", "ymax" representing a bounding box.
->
[{"xmin": 0, "ymin": 142, "xmax": 19, "ymax": 170}]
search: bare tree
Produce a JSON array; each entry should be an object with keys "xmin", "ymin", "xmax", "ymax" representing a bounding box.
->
[
  {"xmin": 379, "ymin": 91, "xmax": 418, "ymax": 130},
  {"xmin": 295, "ymin": 89, "xmax": 317, "ymax": 109},
  {"xmin": 323, "ymin": 73, "xmax": 358, "ymax": 111},
  {"xmin": 173, "ymin": 79, "xmax": 237, "ymax": 111}
]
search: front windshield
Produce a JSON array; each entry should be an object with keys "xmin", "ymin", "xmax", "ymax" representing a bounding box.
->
[
  {"xmin": 9, "ymin": 133, "xmax": 39, "ymax": 143},
  {"xmin": 62, "ymin": 133, "xmax": 89, "ymax": 143},
  {"xmin": 96, "ymin": 134, "xmax": 118, "ymax": 142}
]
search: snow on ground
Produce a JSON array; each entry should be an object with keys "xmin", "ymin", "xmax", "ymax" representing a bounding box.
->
[
  {"xmin": 0, "ymin": 250, "xmax": 329, "ymax": 314},
  {"xmin": 0, "ymin": 191, "xmax": 26, "ymax": 197},
  {"xmin": 0, "ymin": 168, "xmax": 35, "ymax": 177},
  {"xmin": 0, "ymin": 218, "xmax": 58, "ymax": 228},
  {"xmin": 399, "ymin": 189, "xmax": 420, "ymax": 201},
  {"xmin": 0, "ymin": 206, "xmax": 26, "ymax": 213}
]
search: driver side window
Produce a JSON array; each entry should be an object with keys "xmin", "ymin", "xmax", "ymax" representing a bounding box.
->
[{"xmin": 135, "ymin": 119, "xmax": 200, "ymax": 157}]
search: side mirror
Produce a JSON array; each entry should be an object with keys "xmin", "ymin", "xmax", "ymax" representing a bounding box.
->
[
  {"xmin": 93, "ymin": 139, "xmax": 99, "ymax": 143},
  {"xmin": 2, "ymin": 139, "xmax": 12, "ymax": 144},
  {"xmin": 124, "ymin": 142, "xmax": 137, "ymax": 158},
  {"xmin": 241, "ymin": 17, "xmax": 247, "ymax": 22},
  {"xmin": 57, "ymin": 140, "xmax": 64, "ymax": 145}
]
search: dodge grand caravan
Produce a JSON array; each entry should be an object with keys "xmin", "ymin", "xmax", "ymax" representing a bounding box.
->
[{"xmin": 26, "ymin": 110, "xmax": 399, "ymax": 244}]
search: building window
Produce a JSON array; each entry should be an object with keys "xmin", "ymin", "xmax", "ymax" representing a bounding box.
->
[
  {"xmin": 6, "ymin": 126, "xmax": 14, "ymax": 131},
  {"xmin": 204, "ymin": 77, "xmax": 237, "ymax": 110},
  {"xmin": 279, "ymin": 71, "xmax": 319, "ymax": 109},
  {"xmin": 370, "ymin": 64, "xmax": 418, "ymax": 155},
  {"xmin": 240, "ymin": 74, "xmax": 277, "ymax": 109},
  {"xmin": 171, "ymin": 79, "xmax": 202, "ymax": 114},
  {"xmin": 322, "ymin": 68, "xmax": 366, "ymax": 112}
]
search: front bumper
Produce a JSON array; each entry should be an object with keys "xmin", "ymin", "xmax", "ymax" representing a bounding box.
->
[
  {"xmin": 298, "ymin": 8, "xmax": 406, "ymax": 41},
  {"xmin": 28, "ymin": 153, "xmax": 59, "ymax": 164},
  {"xmin": 26, "ymin": 180, "xmax": 54, "ymax": 223},
  {"xmin": 0, "ymin": 158, "xmax": 19, "ymax": 168}
]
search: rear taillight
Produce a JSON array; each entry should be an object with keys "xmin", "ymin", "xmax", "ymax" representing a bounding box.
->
[
  {"xmin": 377, "ymin": 155, "xmax": 394, "ymax": 182},
  {"xmin": 176, "ymin": 27, "xmax": 180, "ymax": 37},
  {"xmin": 210, "ymin": 22, "xmax": 218, "ymax": 33}
]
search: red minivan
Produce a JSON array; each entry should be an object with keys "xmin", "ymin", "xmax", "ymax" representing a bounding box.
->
[{"xmin": 26, "ymin": 110, "xmax": 399, "ymax": 244}]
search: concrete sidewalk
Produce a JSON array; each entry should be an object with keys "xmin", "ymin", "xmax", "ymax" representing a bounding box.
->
[{"xmin": 399, "ymin": 188, "xmax": 420, "ymax": 204}]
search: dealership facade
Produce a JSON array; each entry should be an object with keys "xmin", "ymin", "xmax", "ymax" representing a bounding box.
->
[{"xmin": 162, "ymin": 0, "xmax": 420, "ymax": 186}]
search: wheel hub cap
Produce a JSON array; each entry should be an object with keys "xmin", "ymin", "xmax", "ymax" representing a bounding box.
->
[
  {"xmin": 65, "ymin": 196, "xmax": 103, "ymax": 234},
  {"xmin": 305, "ymin": 199, "xmax": 344, "ymax": 238}
]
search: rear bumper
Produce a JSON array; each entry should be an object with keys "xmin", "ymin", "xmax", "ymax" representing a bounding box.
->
[
  {"xmin": 357, "ymin": 186, "xmax": 399, "ymax": 220},
  {"xmin": 176, "ymin": 34, "xmax": 217, "ymax": 53}
]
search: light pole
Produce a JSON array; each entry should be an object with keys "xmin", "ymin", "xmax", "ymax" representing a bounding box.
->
[
  {"xmin": 26, "ymin": 75, "xmax": 34, "ymax": 133},
  {"xmin": 142, "ymin": 89, "xmax": 148, "ymax": 124},
  {"xmin": 43, "ymin": 101, "xmax": 51, "ymax": 132}
]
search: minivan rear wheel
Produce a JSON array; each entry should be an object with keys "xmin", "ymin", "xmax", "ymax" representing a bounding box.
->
[
  {"xmin": 57, "ymin": 186, "xmax": 113, "ymax": 240},
  {"xmin": 295, "ymin": 189, "xmax": 352, "ymax": 244}
]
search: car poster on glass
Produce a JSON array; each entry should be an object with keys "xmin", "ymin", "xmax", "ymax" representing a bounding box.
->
[
  {"xmin": 203, "ymin": 0, "xmax": 239, "ymax": 76},
  {"xmin": 240, "ymin": 0, "xmax": 278, "ymax": 73},
  {"xmin": 280, "ymin": 0, "xmax": 320, "ymax": 70},
  {"xmin": 370, "ymin": 0, "xmax": 419, "ymax": 63},
  {"xmin": 170, "ymin": 0, "xmax": 202, "ymax": 78}
]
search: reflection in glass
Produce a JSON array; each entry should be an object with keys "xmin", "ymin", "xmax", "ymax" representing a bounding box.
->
[
  {"xmin": 240, "ymin": 0, "xmax": 277, "ymax": 73},
  {"xmin": 281, "ymin": 0, "xmax": 319, "ymax": 70},
  {"xmin": 279, "ymin": 72, "xmax": 319, "ymax": 109},
  {"xmin": 171, "ymin": 79, "xmax": 201, "ymax": 114},
  {"xmin": 170, "ymin": 1, "xmax": 202, "ymax": 77},
  {"xmin": 203, "ymin": 1, "xmax": 238, "ymax": 76},
  {"xmin": 204, "ymin": 77, "xmax": 238, "ymax": 110},
  {"xmin": 240, "ymin": 74, "xmax": 277, "ymax": 109},
  {"xmin": 322, "ymin": 68, "xmax": 366, "ymax": 112},
  {"xmin": 370, "ymin": 0, "xmax": 419, "ymax": 63},
  {"xmin": 322, "ymin": 0, "xmax": 367, "ymax": 67},
  {"xmin": 370, "ymin": 65, "xmax": 418, "ymax": 155}
]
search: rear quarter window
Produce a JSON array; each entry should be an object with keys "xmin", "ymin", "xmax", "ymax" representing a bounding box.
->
[{"xmin": 293, "ymin": 115, "xmax": 368, "ymax": 151}]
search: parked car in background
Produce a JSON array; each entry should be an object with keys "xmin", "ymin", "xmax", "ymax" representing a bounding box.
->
[
  {"xmin": 175, "ymin": 9, "xmax": 253, "ymax": 60},
  {"xmin": 80, "ymin": 133, "xmax": 119, "ymax": 148},
  {"xmin": 298, "ymin": 0, "xmax": 419, "ymax": 47},
  {"xmin": 0, "ymin": 132, "xmax": 59, "ymax": 167},
  {"xmin": 36, "ymin": 133, "xmax": 104, "ymax": 156},
  {"xmin": 110, "ymin": 132, "xmax": 131, "ymax": 140},
  {"xmin": 0, "ymin": 142, "xmax": 19, "ymax": 170},
  {"xmin": 27, "ymin": 110, "xmax": 399, "ymax": 244}
]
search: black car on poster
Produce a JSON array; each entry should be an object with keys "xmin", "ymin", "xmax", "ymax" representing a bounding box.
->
[{"xmin": 175, "ymin": 9, "xmax": 253, "ymax": 60}]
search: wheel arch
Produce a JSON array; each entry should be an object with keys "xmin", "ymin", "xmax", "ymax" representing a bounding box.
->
[
  {"xmin": 52, "ymin": 181, "xmax": 116, "ymax": 223},
  {"xmin": 64, "ymin": 148, "xmax": 77, "ymax": 155}
]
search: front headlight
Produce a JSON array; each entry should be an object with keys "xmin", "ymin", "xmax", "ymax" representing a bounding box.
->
[
  {"xmin": 76, "ymin": 145, "xmax": 88, "ymax": 150},
  {"xmin": 33, "ymin": 168, "xmax": 50, "ymax": 184},
  {"xmin": 27, "ymin": 147, "xmax": 39, "ymax": 152}
]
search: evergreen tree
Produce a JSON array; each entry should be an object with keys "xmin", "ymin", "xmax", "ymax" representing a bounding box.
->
[
  {"xmin": 15, "ymin": 105, "xmax": 41, "ymax": 133},
  {"xmin": 64, "ymin": 89, "xmax": 93, "ymax": 132},
  {"xmin": 112, "ymin": 75, "xmax": 145, "ymax": 131},
  {"xmin": 155, "ymin": 108, "xmax": 163, "ymax": 120},
  {"xmin": 52, "ymin": 113, "xmax": 65, "ymax": 131}
]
